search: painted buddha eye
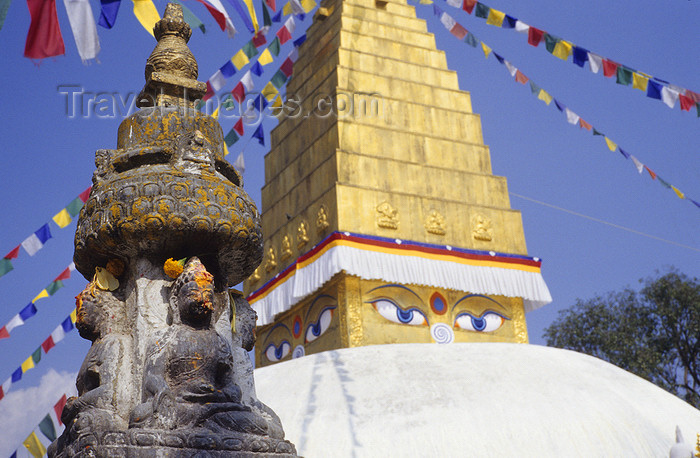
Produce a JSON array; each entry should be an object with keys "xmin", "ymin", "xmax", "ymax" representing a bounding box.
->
[
  {"xmin": 265, "ymin": 341, "xmax": 291, "ymax": 362},
  {"xmin": 305, "ymin": 307, "xmax": 335, "ymax": 343},
  {"xmin": 370, "ymin": 299, "xmax": 428, "ymax": 326},
  {"xmin": 454, "ymin": 312, "xmax": 507, "ymax": 332}
]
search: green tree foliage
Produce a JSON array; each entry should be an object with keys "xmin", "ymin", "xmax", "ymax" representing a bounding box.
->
[{"xmin": 544, "ymin": 270, "xmax": 700, "ymax": 408}]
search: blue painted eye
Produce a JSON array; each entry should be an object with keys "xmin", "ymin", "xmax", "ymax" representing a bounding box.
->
[
  {"xmin": 305, "ymin": 306, "xmax": 335, "ymax": 343},
  {"xmin": 265, "ymin": 341, "xmax": 291, "ymax": 362},
  {"xmin": 454, "ymin": 312, "xmax": 507, "ymax": 332},
  {"xmin": 370, "ymin": 299, "xmax": 428, "ymax": 326}
]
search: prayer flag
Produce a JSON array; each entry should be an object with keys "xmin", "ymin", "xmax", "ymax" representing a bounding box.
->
[
  {"xmin": 70, "ymin": 309, "xmax": 77, "ymax": 323},
  {"xmin": 262, "ymin": 81, "xmax": 278, "ymax": 100},
  {"xmin": 62, "ymin": 316, "xmax": 74, "ymax": 332},
  {"xmin": 234, "ymin": 152, "xmax": 246, "ymax": 173},
  {"xmin": 242, "ymin": 0, "xmax": 259, "ymax": 32},
  {"xmin": 271, "ymin": 70, "xmax": 288, "ymax": 88},
  {"xmin": 280, "ymin": 57, "xmax": 294, "ymax": 76},
  {"xmin": 446, "ymin": 0, "xmax": 459, "ymax": 7},
  {"xmin": 671, "ymin": 186, "xmax": 685, "ymax": 199},
  {"xmin": 12, "ymin": 367, "xmax": 22, "ymax": 382},
  {"xmin": 220, "ymin": 60, "xmax": 236, "ymax": 78},
  {"xmin": 19, "ymin": 303, "xmax": 37, "ymax": 321},
  {"xmin": 462, "ymin": 0, "xmax": 476, "ymax": 14},
  {"xmin": 284, "ymin": 15, "xmax": 296, "ymax": 33},
  {"xmin": 527, "ymin": 27, "xmax": 544, "ymax": 47},
  {"xmin": 23, "ymin": 432, "xmax": 46, "ymax": 458},
  {"xmin": 39, "ymin": 414, "xmax": 57, "ymax": 441},
  {"xmin": 197, "ymin": 0, "xmax": 236, "ymax": 37},
  {"xmin": 98, "ymin": 0, "xmax": 121, "ymax": 28},
  {"xmin": 485, "ymin": 8, "xmax": 504, "ymax": 27},
  {"xmin": 579, "ymin": 118, "xmax": 592, "ymax": 130},
  {"xmin": 616, "ymin": 66, "xmax": 632, "ymax": 86},
  {"xmin": 658, "ymin": 176, "xmax": 672, "ymax": 189},
  {"xmin": 132, "ymin": 0, "xmax": 160, "ymax": 37},
  {"xmin": 7, "ymin": 315, "xmax": 24, "ymax": 332},
  {"xmin": 252, "ymin": 31, "xmax": 267, "ymax": 47},
  {"xmin": 47, "ymin": 279, "xmax": 64, "ymax": 295},
  {"xmin": 41, "ymin": 335, "xmax": 55, "ymax": 353},
  {"xmin": 24, "ymin": 0, "xmax": 65, "ymax": 59},
  {"xmin": 646, "ymin": 80, "xmax": 662, "ymax": 100},
  {"xmin": 439, "ymin": 12, "xmax": 456, "ymax": 31},
  {"xmin": 224, "ymin": 129, "xmax": 239, "ymax": 146},
  {"xmin": 554, "ymin": 99, "xmax": 565, "ymax": 112},
  {"xmin": 269, "ymin": 36, "xmax": 281, "ymax": 55},
  {"xmin": 241, "ymin": 71, "xmax": 254, "ymax": 91},
  {"xmin": 537, "ymin": 90, "xmax": 552, "ymax": 105},
  {"xmin": 514, "ymin": 20, "xmax": 528, "ymax": 33},
  {"xmin": 450, "ymin": 22, "xmax": 468, "ymax": 39},
  {"xmin": 502, "ymin": 15, "xmax": 516, "ymax": 28},
  {"xmin": 31, "ymin": 347, "xmax": 42, "ymax": 364},
  {"xmin": 284, "ymin": 0, "xmax": 304, "ymax": 15},
  {"xmin": 565, "ymin": 108, "xmax": 579, "ymax": 125},
  {"xmin": 300, "ymin": 0, "xmax": 314, "ymax": 13},
  {"xmin": 242, "ymin": 40, "xmax": 258, "ymax": 58},
  {"xmin": 529, "ymin": 81, "xmax": 540, "ymax": 94},
  {"xmin": 210, "ymin": 69, "xmax": 227, "ymax": 91},
  {"xmin": 232, "ymin": 82, "xmax": 245, "ymax": 103},
  {"xmin": 21, "ymin": 355, "xmax": 35, "ymax": 373},
  {"xmin": 588, "ymin": 53, "xmax": 602, "ymax": 74},
  {"xmin": 630, "ymin": 155, "xmax": 644, "ymax": 173},
  {"xmin": 493, "ymin": 52, "xmax": 504, "ymax": 64},
  {"xmin": 234, "ymin": 118, "xmax": 244, "ymax": 135},
  {"xmin": 632, "ymin": 72, "xmax": 648, "ymax": 91},
  {"xmin": 543, "ymin": 33, "xmax": 557, "ymax": 53},
  {"xmin": 265, "ymin": 0, "xmax": 275, "ymax": 11},
  {"xmin": 173, "ymin": 0, "xmax": 205, "ymax": 33},
  {"xmin": 0, "ymin": 326, "xmax": 8, "ymax": 339},
  {"xmin": 618, "ymin": 148, "xmax": 630, "ymax": 159},
  {"xmin": 481, "ymin": 42, "xmax": 491, "ymax": 58},
  {"xmin": 515, "ymin": 70, "xmax": 528, "ymax": 84},
  {"xmin": 661, "ymin": 86, "xmax": 678, "ymax": 108},
  {"xmin": 464, "ymin": 32, "xmax": 478, "ymax": 47},
  {"xmin": 0, "ymin": 258, "xmax": 13, "ymax": 277},
  {"xmin": 232, "ymin": 49, "xmax": 249, "ymax": 69},
  {"xmin": 33, "ymin": 289, "xmax": 49, "ymax": 302},
  {"xmin": 504, "ymin": 61, "xmax": 516, "ymax": 77},
  {"xmin": 204, "ymin": 81, "xmax": 215, "ymax": 101},
  {"xmin": 678, "ymin": 93, "xmax": 694, "ymax": 111},
  {"xmin": 604, "ymin": 137, "xmax": 617, "ymax": 152},
  {"xmin": 293, "ymin": 34, "xmax": 306, "ymax": 47},
  {"xmin": 0, "ymin": 385, "xmax": 3, "ymax": 401},
  {"xmin": 262, "ymin": 2, "xmax": 272, "ymax": 26},
  {"xmin": 5, "ymin": 245, "xmax": 20, "ymax": 259},
  {"xmin": 691, "ymin": 199, "xmax": 700, "ymax": 209},
  {"xmin": 644, "ymin": 166, "xmax": 656, "ymax": 180},
  {"xmin": 227, "ymin": 0, "xmax": 255, "ymax": 33},
  {"xmin": 277, "ymin": 24, "xmax": 292, "ymax": 44},
  {"xmin": 53, "ymin": 209, "xmax": 72, "ymax": 228},
  {"xmin": 259, "ymin": 48, "xmax": 273, "ymax": 65},
  {"xmin": 252, "ymin": 124, "xmax": 265, "ymax": 145},
  {"xmin": 55, "ymin": 394, "xmax": 67, "ymax": 425},
  {"xmin": 251, "ymin": 61, "xmax": 263, "ymax": 76},
  {"xmin": 22, "ymin": 224, "xmax": 52, "ymax": 256},
  {"xmin": 474, "ymin": 2, "xmax": 488, "ymax": 18},
  {"xmin": 78, "ymin": 186, "xmax": 91, "ymax": 202},
  {"xmin": 63, "ymin": 0, "xmax": 101, "ymax": 62},
  {"xmin": 51, "ymin": 324, "xmax": 66, "ymax": 344},
  {"xmin": 572, "ymin": 46, "xmax": 588, "ymax": 67},
  {"xmin": 602, "ymin": 59, "xmax": 617, "ymax": 77},
  {"xmin": 272, "ymin": 9, "xmax": 281, "ymax": 21},
  {"xmin": 552, "ymin": 40, "xmax": 572, "ymax": 60}
]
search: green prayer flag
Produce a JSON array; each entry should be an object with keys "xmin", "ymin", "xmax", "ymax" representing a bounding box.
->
[
  {"xmin": 224, "ymin": 130, "xmax": 239, "ymax": 146},
  {"xmin": 173, "ymin": 0, "xmax": 205, "ymax": 33},
  {"xmin": 592, "ymin": 128, "xmax": 604, "ymax": 136},
  {"xmin": 271, "ymin": 70, "xmax": 288, "ymax": 89},
  {"xmin": 195, "ymin": 100, "xmax": 205, "ymax": 111},
  {"xmin": 529, "ymin": 81, "xmax": 540, "ymax": 95},
  {"xmin": 269, "ymin": 37, "xmax": 281, "ymax": 56},
  {"xmin": 544, "ymin": 34, "xmax": 558, "ymax": 53},
  {"xmin": 616, "ymin": 66, "xmax": 632, "ymax": 85},
  {"xmin": 221, "ymin": 95, "xmax": 236, "ymax": 110},
  {"xmin": 66, "ymin": 197, "xmax": 84, "ymax": 217},
  {"xmin": 262, "ymin": 3, "xmax": 272, "ymax": 28},
  {"xmin": 0, "ymin": 0, "xmax": 11, "ymax": 31},
  {"xmin": 696, "ymin": 102, "xmax": 699, "ymax": 117},
  {"xmin": 474, "ymin": 2, "xmax": 489, "ymax": 18},
  {"xmin": 0, "ymin": 258, "xmax": 13, "ymax": 276},
  {"xmin": 657, "ymin": 176, "xmax": 672, "ymax": 189},
  {"xmin": 31, "ymin": 347, "xmax": 42, "ymax": 364},
  {"xmin": 242, "ymin": 41, "xmax": 258, "ymax": 59},
  {"xmin": 46, "ymin": 280, "xmax": 64, "ymax": 296},
  {"xmin": 464, "ymin": 32, "xmax": 478, "ymax": 48},
  {"xmin": 39, "ymin": 414, "xmax": 57, "ymax": 442}
]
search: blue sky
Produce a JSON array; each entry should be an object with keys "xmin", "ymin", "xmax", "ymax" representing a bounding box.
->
[{"xmin": 0, "ymin": 0, "xmax": 698, "ymax": 454}]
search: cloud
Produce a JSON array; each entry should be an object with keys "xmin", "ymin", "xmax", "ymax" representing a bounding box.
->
[{"xmin": 0, "ymin": 369, "xmax": 77, "ymax": 457}]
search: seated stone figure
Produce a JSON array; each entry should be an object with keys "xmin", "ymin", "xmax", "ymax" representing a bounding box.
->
[
  {"xmin": 130, "ymin": 257, "xmax": 269, "ymax": 436},
  {"xmin": 50, "ymin": 282, "xmax": 132, "ymax": 454}
]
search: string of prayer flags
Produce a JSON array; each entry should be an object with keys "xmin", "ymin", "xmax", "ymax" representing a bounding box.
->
[
  {"xmin": 0, "ymin": 263, "xmax": 76, "ymax": 340},
  {"xmin": 0, "ymin": 310, "xmax": 76, "ymax": 403},
  {"xmin": 131, "ymin": 0, "xmax": 160, "ymax": 37},
  {"xmin": 227, "ymin": 0, "xmax": 256, "ymax": 33},
  {"xmin": 0, "ymin": 246, "xmax": 20, "ymax": 278},
  {"xmin": 21, "ymin": 224, "xmax": 52, "ymax": 257},
  {"xmin": 283, "ymin": 0, "xmax": 304, "ymax": 16},
  {"xmin": 63, "ymin": 0, "xmax": 101, "ymax": 63},
  {"xmin": 196, "ymin": 0, "xmax": 237, "ymax": 37},
  {"xmin": 24, "ymin": 0, "xmax": 65, "ymax": 59},
  {"xmin": 441, "ymin": 0, "xmax": 700, "ymax": 115},
  {"xmin": 6, "ymin": 394, "xmax": 68, "ymax": 458},
  {"xmin": 423, "ymin": 2, "xmax": 700, "ymax": 212}
]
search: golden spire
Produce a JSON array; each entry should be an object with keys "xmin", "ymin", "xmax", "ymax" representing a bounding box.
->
[{"xmin": 137, "ymin": 3, "xmax": 207, "ymax": 108}]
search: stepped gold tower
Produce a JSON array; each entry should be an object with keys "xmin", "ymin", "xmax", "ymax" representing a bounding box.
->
[{"xmin": 243, "ymin": 0, "xmax": 551, "ymax": 367}]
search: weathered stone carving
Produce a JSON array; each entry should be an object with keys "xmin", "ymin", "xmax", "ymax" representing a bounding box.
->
[{"xmin": 50, "ymin": 4, "xmax": 296, "ymax": 456}]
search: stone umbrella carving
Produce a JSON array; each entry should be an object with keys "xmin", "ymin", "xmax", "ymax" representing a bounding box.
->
[{"xmin": 49, "ymin": 4, "xmax": 297, "ymax": 456}]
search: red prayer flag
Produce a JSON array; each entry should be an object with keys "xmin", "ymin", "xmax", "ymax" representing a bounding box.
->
[
  {"xmin": 462, "ymin": 0, "xmax": 476, "ymax": 14},
  {"xmin": 602, "ymin": 59, "xmax": 618, "ymax": 77},
  {"xmin": 78, "ymin": 186, "xmax": 92, "ymax": 203},
  {"xmin": 233, "ymin": 118, "xmax": 244, "ymax": 136},
  {"xmin": 0, "ymin": 386, "xmax": 4, "ymax": 401},
  {"xmin": 193, "ymin": 0, "xmax": 227, "ymax": 31},
  {"xmin": 203, "ymin": 81, "xmax": 215, "ymax": 101},
  {"xmin": 265, "ymin": 0, "xmax": 276, "ymax": 11},
  {"xmin": 579, "ymin": 119, "xmax": 592, "ymax": 130},
  {"xmin": 232, "ymin": 82, "xmax": 245, "ymax": 103},
  {"xmin": 24, "ymin": 0, "xmax": 65, "ymax": 59},
  {"xmin": 41, "ymin": 335, "xmax": 56, "ymax": 353},
  {"xmin": 252, "ymin": 33, "xmax": 267, "ymax": 48},
  {"xmin": 55, "ymin": 394, "xmax": 68, "ymax": 425},
  {"xmin": 276, "ymin": 25, "xmax": 292, "ymax": 45},
  {"xmin": 679, "ymin": 93, "xmax": 694, "ymax": 111},
  {"xmin": 5, "ymin": 245, "xmax": 20, "ymax": 259},
  {"xmin": 0, "ymin": 326, "xmax": 9, "ymax": 339},
  {"xmin": 685, "ymin": 90, "xmax": 700, "ymax": 103},
  {"xmin": 55, "ymin": 267, "xmax": 72, "ymax": 281},
  {"xmin": 450, "ymin": 23, "xmax": 468, "ymax": 40},
  {"xmin": 515, "ymin": 70, "xmax": 528, "ymax": 84},
  {"xmin": 644, "ymin": 166, "xmax": 657, "ymax": 180},
  {"xmin": 280, "ymin": 58, "xmax": 294, "ymax": 77},
  {"xmin": 527, "ymin": 27, "xmax": 544, "ymax": 47}
]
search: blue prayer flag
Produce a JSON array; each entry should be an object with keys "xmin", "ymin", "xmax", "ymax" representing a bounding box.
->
[
  {"xmin": 493, "ymin": 53, "xmax": 504, "ymax": 64},
  {"xmin": 272, "ymin": 10, "xmax": 282, "ymax": 22},
  {"xmin": 503, "ymin": 15, "xmax": 516, "ymax": 28},
  {"xmin": 98, "ymin": 0, "xmax": 121, "ymax": 29},
  {"xmin": 554, "ymin": 100, "xmax": 565, "ymax": 112},
  {"xmin": 251, "ymin": 62, "xmax": 263, "ymax": 76},
  {"xmin": 35, "ymin": 224, "xmax": 52, "ymax": 244},
  {"xmin": 293, "ymin": 34, "xmax": 306, "ymax": 47},
  {"xmin": 618, "ymin": 148, "xmax": 630, "ymax": 159},
  {"xmin": 19, "ymin": 303, "xmax": 37, "ymax": 321},
  {"xmin": 252, "ymin": 124, "xmax": 265, "ymax": 146},
  {"xmin": 12, "ymin": 367, "xmax": 22, "ymax": 382},
  {"xmin": 61, "ymin": 317, "xmax": 74, "ymax": 333},
  {"xmin": 226, "ymin": 0, "xmax": 255, "ymax": 33},
  {"xmin": 572, "ymin": 46, "xmax": 588, "ymax": 67},
  {"xmin": 220, "ymin": 61, "xmax": 236, "ymax": 78},
  {"xmin": 646, "ymin": 80, "xmax": 662, "ymax": 100}
]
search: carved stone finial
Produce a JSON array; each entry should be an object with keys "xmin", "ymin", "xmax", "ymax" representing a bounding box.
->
[{"xmin": 137, "ymin": 3, "xmax": 206, "ymax": 108}]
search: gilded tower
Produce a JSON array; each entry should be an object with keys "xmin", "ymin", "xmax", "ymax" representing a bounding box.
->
[{"xmin": 244, "ymin": 0, "xmax": 551, "ymax": 367}]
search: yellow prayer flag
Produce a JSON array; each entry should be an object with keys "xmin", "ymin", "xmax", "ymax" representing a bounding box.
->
[
  {"xmin": 537, "ymin": 89, "xmax": 552, "ymax": 105},
  {"xmin": 632, "ymin": 73, "xmax": 649, "ymax": 91},
  {"xmin": 23, "ymin": 432, "xmax": 46, "ymax": 458},
  {"xmin": 486, "ymin": 9, "xmax": 505, "ymax": 27},
  {"xmin": 671, "ymin": 186, "xmax": 685, "ymax": 199},
  {"xmin": 262, "ymin": 82, "xmax": 278, "ymax": 101},
  {"xmin": 242, "ymin": 0, "xmax": 259, "ymax": 32},
  {"xmin": 132, "ymin": 0, "xmax": 160, "ymax": 37},
  {"xmin": 259, "ymin": 48, "xmax": 274, "ymax": 66},
  {"xmin": 52, "ymin": 208, "xmax": 72, "ymax": 228},
  {"xmin": 604, "ymin": 137, "xmax": 617, "ymax": 151},
  {"xmin": 481, "ymin": 42, "xmax": 492, "ymax": 58},
  {"xmin": 21, "ymin": 355, "xmax": 35, "ymax": 373},
  {"xmin": 418, "ymin": 0, "xmax": 433, "ymax": 4},
  {"xmin": 232, "ymin": 50, "xmax": 250, "ymax": 70},
  {"xmin": 32, "ymin": 289, "xmax": 49, "ymax": 303},
  {"xmin": 271, "ymin": 95, "xmax": 284, "ymax": 117},
  {"xmin": 283, "ymin": 2, "xmax": 292, "ymax": 15},
  {"xmin": 71, "ymin": 308, "xmax": 78, "ymax": 323},
  {"xmin": 224, "ymin": 143, "xmax": 231, "ymax": 156},
  {"xmin": 212, "ymin": 106, "xmax": 220, "ymax": 120},
  {"xmin": 301, "ymin": 0, "xmax": 316, "ymax": 13},
  {"xmin": 552, "ymin": 40, "xmax": 572, "ymax": 60}
]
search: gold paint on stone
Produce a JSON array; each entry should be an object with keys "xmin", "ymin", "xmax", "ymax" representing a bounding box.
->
[
  {"xmin": 296, "ymin": 220, "xmax": 310, "ymax": 249},
  {"xmin": 376, "ymin": 201, "xmax": 398, "ymax": 230},
  {"xmin": 316, "ymin": 206, "xmax": 330, "ymax": 233},
  {"xmin": 281, "ymin": 235, "xmax": 293, "ymax": 261},
  {"xmin": 425, "ymin": 209, "xmax": 446, "ymax": 235},
  {"xmin": 264, "ymin": 247, "xmax": 277, "ymax": 272}
]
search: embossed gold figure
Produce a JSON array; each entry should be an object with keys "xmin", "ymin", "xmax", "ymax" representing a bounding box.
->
[
  {"xmin": 316, "ymin": 206, "xmax": 330, "ymax": 233},
  {"xmin": 297, "ymin": 221, "xmax": 309, "ymax": 249},
  {"xmin": 281, "ymin": 235, "xmax": 293, "ymax": 261},
  {"xmin": 265, "ymin": 247, "xmax": 278, "ymax": 272},
  {"xmin": 376, "ymin": 202, "xmax": 399, "ymax": 229},
  {"xmin": 472, "ymin": 214, "xmax": 493, "ymax": 242},
  {"xmin": 425, "ymin": 210, "xmax": 446, "ymax": 235}
]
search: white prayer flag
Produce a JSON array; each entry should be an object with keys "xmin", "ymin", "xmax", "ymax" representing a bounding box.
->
[
  {"xmin": 240, "ymin": 71, "xmax": 255, "ymax": 91},
  {"xmin": 446, "ymin": 0, "xmax": 460, "ymax": 7},
  {"xmin": 21, "ymin": 234, "xmax": 43, "ymax": 256},
  {"xmin": 440, "ymin": 12, "xmax": 456, "ymax": 31},
  {"xmin": 209, "ymin": 69, "xmax": 227, "ymax": 92},
  {"xmin": 504, "ymin": 61, "xmax": 517, "ymax": 77},
  {"xmin": 51, "ymin": 325, "xmax": 66, "ymax": 344},
  {"xmin": 203, "ymin": 0, "xmax": 237, "ymax": 37},
  {"xmin": 514, "ymin": 20, "xmax": 529, "ymax": 33},
  {"xmin": 63, "ymin": 0, "xmax": 100, "ymax": 63},
  {"xmin": 6, "ymin": 315, "xmax": 24, "ymax": 332},
  {"xmin": 234, "ymin": 151, "xmax": 246, "ymax": 173},
  {"xmin": 565, "ymin": 108, "xmax": 580, "ymax": 125},
  {"xmin": 588, "ymin": 53, "xmax": 602, "ymax": 74},
  {"xmin": 661, "ymin": 86, "xmax": 679, "ymax": 108},
  {"xmin": 284, "ymin": 16, "xmax": 296, "ymax": 34},
  {"xmin": 630, "ymin": 155, "xmax": 644, "ymax": 174}
]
